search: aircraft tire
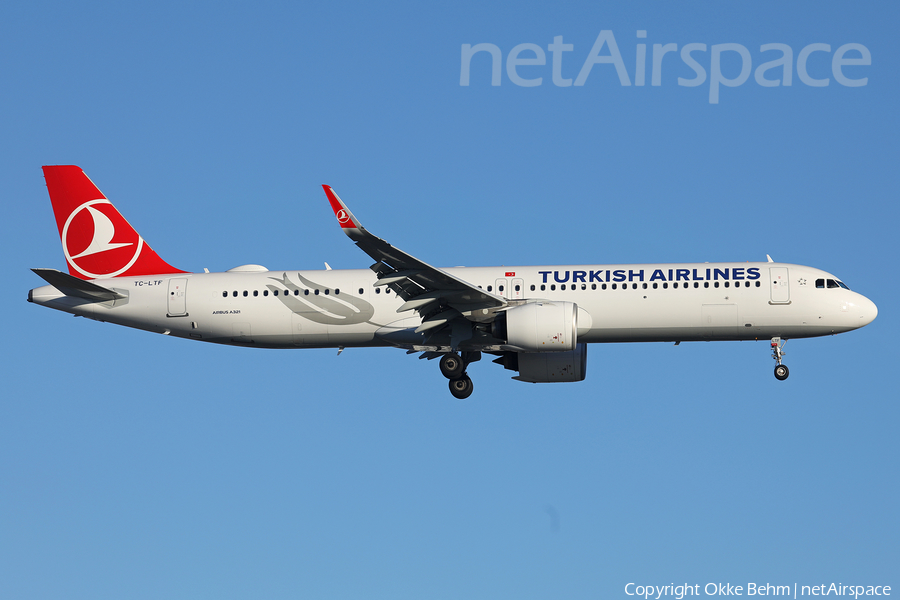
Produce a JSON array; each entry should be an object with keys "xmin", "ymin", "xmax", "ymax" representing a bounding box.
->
[
  {"xmin": 449, "ymin": 375, "xmax": 474, "ymax": 399},
  {"xmin": 440, "ymin": 353, "xmax": 465, "ymax": 379},
  {"xmin": 774, "ymin": 365, "xmax": 789, "ymax": 381}
]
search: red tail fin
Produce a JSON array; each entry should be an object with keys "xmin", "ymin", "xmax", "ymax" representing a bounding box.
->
[{"xmin": 42, "ymin": 165, "xmax": 187, "ymax": 280}]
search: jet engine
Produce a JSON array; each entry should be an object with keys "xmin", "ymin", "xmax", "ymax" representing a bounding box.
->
[{"xmin": 491, "ymin": 301, "xmax": 578, "ymax": 352}]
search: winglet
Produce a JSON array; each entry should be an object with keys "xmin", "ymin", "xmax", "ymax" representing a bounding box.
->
[{"xmin": 322, "ymin": 185, "xmax": 364, "ymax": 234}]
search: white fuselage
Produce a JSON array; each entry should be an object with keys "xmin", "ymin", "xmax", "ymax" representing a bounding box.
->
[{"xmin": 28, "ymin": 261, "xmax": 877, "ymax": 348}]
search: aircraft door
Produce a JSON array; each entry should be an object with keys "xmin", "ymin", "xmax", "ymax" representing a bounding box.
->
[
  {"xmin": 511, "ymin": 278, "xmax": 524, "ymax": 300},
  {"xmin": 769, "ymin": 267, "xmax": 790, "ymax": 304},
  {"xmin": 167, "ymin": 278, "xmax": 188, "ymax": 316},
  {"xmin": 494, "ymin": 278, "xmax": 509, "ymax": 299}
]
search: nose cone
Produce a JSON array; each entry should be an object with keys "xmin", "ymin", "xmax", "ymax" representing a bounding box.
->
[{"xmin": 857, "ymin": 295, "xmax": 878, "ymax": 327}]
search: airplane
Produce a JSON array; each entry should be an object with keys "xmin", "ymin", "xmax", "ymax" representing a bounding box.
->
[{"xmin": 28, "ymin": 165, "xmax": 878, "ymax": 398}]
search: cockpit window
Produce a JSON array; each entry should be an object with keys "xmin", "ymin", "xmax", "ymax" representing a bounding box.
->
[{"xmin": 817, "ymin": 278, "xmax": 850, "ymax": 290}]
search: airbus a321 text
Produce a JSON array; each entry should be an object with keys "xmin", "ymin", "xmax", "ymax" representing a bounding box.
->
[{"xmin": 29, "ymin": 166, "xmax": 877, "ymax": 398}]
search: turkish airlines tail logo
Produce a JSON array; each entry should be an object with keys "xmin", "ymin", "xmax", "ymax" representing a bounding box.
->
[
  {"xmin": 69, "ymin": 205, "xmax": 133, "ymax": 259},
  {"xmin": 43, "ymin": 166, "xmax": 187, "ymax": 280}
]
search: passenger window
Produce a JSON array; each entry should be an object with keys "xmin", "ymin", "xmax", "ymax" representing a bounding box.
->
[
  {"xmin": 515, "ymin": 285, "xmax": 520, "ymax": 291},
  {"xmin": 602, "ymin": 284, "xmax": 608, "ymax": 290},
  {"xmin": 359, "ymin": 288, "xmax": 364, "ymax": 294},
  {"xmin": 694, "ymin": 282, "xmax": 699, "ymax": 288},
  {"xmin": 673, "ymin": 282, "xmax": 678, "ymax": 289},
  {"xmin": 551, "ymin": 284, "xmax": 556, "ymax": 291},
  {"xmin": 253, "ymin": 290, "xmax": 259, "ymax": 297},
  {"xmin": 264, "ymin": 290, "xmax": 269, "ymax": 296},
  {"xmin": 744, "ymin": 281, "xmax": 749, "ymax": 287},
  {"xmin": 273, "ymin": 290, "xmax": 279, "ymax": 296},
  {"xmin": 222, "ymin": 291, "xmax": 227, "ymax": 297},
  {"xmin": 632, "ymin": 283, "xmax": 638, "ymax": 290},
  {"xmin": 385, "ymin": 288, "xmax": 390, "ymax": 294},
  {"xmin": 591, "ymin": 284, "xmax": 596, "ymax": 290},
  {"xmin": 304, "ymin": 289, "xmax": 310, "ymax": 295},
  {"xmin": 294, "ymin": 289, "xmax": 299, "ymax": 295},
  {"xmin": 652, "ymin": 283, "xmax": 657, "ymax": 289},
  {"xmin": 643, "ymin": 283, "xmax": 648, "ymax": 289},
  {"xmin": 243, "ymin": 291, "xmax": 248, "ymax": 297},
  {"xmin": 755, "ymin": 281, "xmax": 761, "ymax": 287},
  {"xmin": 663, "ymin": 283, "xmax": 668, "ymax": 289},
  {"xmin": 582, "ymin": 284, "xmax": 586, "ymax": 290},
  {"xmin": 714, "ymin": 282, "xmax": 719, "ymax": 288},
  {"xmin": 724, "ymin": 282, "xmax": 729, "ymax": 288},
  {"xmin": 530, "ymin": 284, "xmax": 535, "ymax": 291},
  {"xmin": 704, "ymin": 282, "xmax": 709, "ymax": 288},
  {"xmin": 561, "ymin": 284, "xmax": 566, "ymax": 290},
  {"xmin": 335, "ymin": 289, "xmax": 340, "ymax": 295},
  {"xmin": 375, "ymin": 288, "xmax": 381, "ymax": 294},
  {"xmin": 314, "ymin": 289, "xmax": 320, "ymax": 295},
  {"xmin": 541, "ymin": 284, "xmax": 546, "ymax": 291},
  {"xmin": 499, "ymin": 285, "xmax": 505, "ymax": 292},
  {"xmin": 612, "ymin": 283, "xmax": 617, "ymax": 290},
  {"xmin": 487, "ymin": 285, "xmax": 492, "ymax": 292}
]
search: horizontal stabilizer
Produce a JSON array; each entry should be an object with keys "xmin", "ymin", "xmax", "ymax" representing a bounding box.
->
[{"xmin": 32, "ymin": 268, "xmax": 126, "ymax": 302}]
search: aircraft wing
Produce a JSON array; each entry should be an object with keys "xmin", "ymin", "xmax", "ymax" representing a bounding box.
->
[{"xmin": 322, "ymin": 185, "xmax": 507, "ymax": 331}]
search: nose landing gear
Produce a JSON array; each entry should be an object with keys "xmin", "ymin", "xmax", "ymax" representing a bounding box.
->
[
  {"xmin": 440, "ymin": 352, "xmax": 477, "ymax": 399},
  {"xmin": 771, "ymin": 337, "xmax": 789, "ymax": 381}
]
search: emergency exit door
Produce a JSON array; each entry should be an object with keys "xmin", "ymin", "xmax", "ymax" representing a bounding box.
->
[{"xmin": 495, "ymin": 277, "xmax": 524, "ymax": 300}]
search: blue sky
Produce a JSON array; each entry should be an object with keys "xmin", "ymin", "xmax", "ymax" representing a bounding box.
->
[{"xmin": 2, "ymin": 2, "xmax": 897, "ymax": 598}]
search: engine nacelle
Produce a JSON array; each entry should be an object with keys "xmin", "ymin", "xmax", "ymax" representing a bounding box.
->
[
  {"xmin": 492, "ymin": 344, "xmax": 588, "ymax": 383},
  {"xmin": 492, "ymin": 301, "xmax": 578, "ymax": 352}
]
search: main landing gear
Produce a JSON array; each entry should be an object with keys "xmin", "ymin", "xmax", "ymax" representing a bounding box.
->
[
  {"xmin": 771, "ymin": 337, "xmax": 789, "ymax": 381},
  {"xmin": 440, "ymin": 352, "xmax": 474, "ymax": 399}
]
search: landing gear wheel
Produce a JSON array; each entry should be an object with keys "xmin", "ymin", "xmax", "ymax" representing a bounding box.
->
[
  {"xmin": 440, "ymin": 353, "xmax": 465, "ymax": 379},
  {"xmin": 774, "ymin": 364, "xmax": 790, "ymax": 381},
  {"xmin": 449, "ymin": 375, "xmax": 474, "ymax": 399},
  {"xmin": 770, "ymin": 337, "xmax": 789, "ymax": 381}
]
